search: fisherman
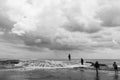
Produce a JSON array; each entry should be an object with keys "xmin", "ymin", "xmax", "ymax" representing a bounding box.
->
[
  {"xmin": 94, "ymin": 61, "xmax": 100, "ymax": 76},
  {"xmin": 81, "ymin": 58, "xmax": 84, "ymax": 65},
  {"xmin": 68, "ymin": 54, "xmax": 71, "ymax": 61},
  {"xmin": 113, "ymin": 62, "xmax": 118, "ymax": 74}
]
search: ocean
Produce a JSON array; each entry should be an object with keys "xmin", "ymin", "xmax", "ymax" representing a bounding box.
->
[
  {"xmin": 0, "ymin": 59, "xmax": 119, "ymax": 80},
  {"xmin": 85, "ymin": 59, "xmax": 120, "ymax": 66}
]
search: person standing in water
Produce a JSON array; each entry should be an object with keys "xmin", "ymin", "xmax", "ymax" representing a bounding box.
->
[
  {"xmin": 68, "ymin": 54, "xmax": 71, "ymax": 61},
  {"xmin": 81, "ymin": 58, "xmax": 84, "ymax": 65},
  {"xmin": 113, "ymin": 62, "xmax": 118, "ymax": 74},
  {"xmin": 94, "ymin": 61, "xmax": 100, "ymax": 76}
]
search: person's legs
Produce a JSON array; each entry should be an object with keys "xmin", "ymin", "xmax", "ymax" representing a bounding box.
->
[
  {"xmin": 115, "ymin": 69, "xmax": 118, "ymax": 75},
  {"xmin": 81, "ymin": 62, "xmax": 83, "ymax": 65},
  {"xmin": 96, "ymin": 68, "xmax": 99, "ymax": 76}
]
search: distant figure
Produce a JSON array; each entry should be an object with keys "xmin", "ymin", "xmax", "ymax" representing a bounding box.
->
[
  {"xmin": 113, "ymin": 62, "xmax": 118, "ymax": 74},
  {"xmin": 81, "ymin": 58, "xmax": 84, "ymax": 65},
  {"xmin": 68, "ymin": 54, "xmax": 71, "ymax": 61},
  {"xmin": 94, "ymin": 61, "xmax": 100, "ymax": 75}
]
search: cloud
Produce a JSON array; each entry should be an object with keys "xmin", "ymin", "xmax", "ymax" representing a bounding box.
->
[
  {"xmin": 19, "ymin": 29, "xmax": 92, "ymax": 51},
  {"xmin": 0, "ymin": 0, "xmax": 120, "ymax": 54},
  {"xmin": 4, "ymin": 0, "xmax": 102, "ymax": 35},
  {"xmin": 97, "ymin": 0, "xmax": 120, "ymax": 27},
  {"xmin": 0, "ymin": 39, "xmax": 55, "ymax": 59},
  {"xmin": 0, "ymin": 0, "xmax": 101, "ymax": 51},
  {"xmin": 63, "ymin": 20, "xmax": 101, "ymax": 33},
  {"xmin": 0, "ymin": 14, "xmax": 14, "ymax": 31},
  {"xmin": 89, "ymin": 28, "xmax": 120, "ymax": 50},
  {"xmin": 0, "ymin": 0, "xmax": 14, "ymax": 33}
]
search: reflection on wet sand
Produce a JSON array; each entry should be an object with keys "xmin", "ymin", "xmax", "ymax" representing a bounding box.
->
[
  {"xmin": 94, "ymin": 74, "xmax": 100, "ymax": 80},
  {"xmin": 0, "ymin": 70, "xmax": 119, "ymax": 80},
  {"xmin": 80, "ymin": 70, "xmax": 86, "ymax": 80},
  {"xmin": 0, "ymin": 71, "xmax": 27, "ymax": 80},
  {"xmin": 114, "ymin": 74, "xmax": 119, "ymax": 80}
]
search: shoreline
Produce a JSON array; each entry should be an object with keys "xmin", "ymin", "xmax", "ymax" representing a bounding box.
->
[
  {"xmin": 0, "ymin": 67, "xmax": 119, "ymax": 80},
  {"xmin": 0, "ymin": 67, "xmax": 117, "ymax": 72}
]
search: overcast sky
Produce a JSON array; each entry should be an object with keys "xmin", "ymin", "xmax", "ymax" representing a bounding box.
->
[{"xmin": 0, "ymin": 0, "xmax": 120, "ymax": 59}]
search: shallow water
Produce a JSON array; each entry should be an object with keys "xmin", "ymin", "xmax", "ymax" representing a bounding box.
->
[{"xmin": 0, "ymin": 69, "xmax": 119, "ymax": 80}]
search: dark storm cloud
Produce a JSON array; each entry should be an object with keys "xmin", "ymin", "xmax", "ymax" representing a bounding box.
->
[
  {"xmin": 63, "ymin": 20, "xmax": 101, "ymax": 33},
  {"xmin": 0, "ymin": 16, "xmax": 14, "ymax": 31},
  {"xmin": 97, "ymin": 2, "xmax": 120, "ymax": 27},
  {"xmin": 22, "ymin": 36, "xmax": 80, "ymax": 51}
]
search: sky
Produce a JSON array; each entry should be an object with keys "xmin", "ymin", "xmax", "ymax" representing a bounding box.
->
[{"xmin": 0, "ymin": 0, "xmax": 120, "ymax": 59}]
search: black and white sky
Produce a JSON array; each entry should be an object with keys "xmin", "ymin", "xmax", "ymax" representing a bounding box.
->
[{"xmin": 0, "ymin": 0, "xmax": 120, "ymax": 59}]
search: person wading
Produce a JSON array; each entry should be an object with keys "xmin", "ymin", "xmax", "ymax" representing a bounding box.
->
[
  {"xmin": 113, "ymin": 62, "xmax": 118, "ymax": 75},
  {"xmin": 81, "ymin": 58, "xmax": 84, "ymax": 65},
  {"xmin": 68, "ymin": 54, "xmax": 71, "ymax": 61},
  {"xmin": 94, "ymin": 61, "xmax": 100, "ymax": 76}
]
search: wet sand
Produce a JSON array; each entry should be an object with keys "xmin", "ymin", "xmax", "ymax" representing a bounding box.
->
[{"xmin": 0, "ymin": 69, "xmax": 119, "ymax": 80}]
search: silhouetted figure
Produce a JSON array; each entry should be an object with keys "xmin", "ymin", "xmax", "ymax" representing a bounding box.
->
[
  {"xmin": 68, "ymin": 54, "xmax": 71, "ymax": 61},
  {"xmin": 113, "ymin": 62, "xmax": 118, "ymax": 75},
  {"xmin": 81, "ymin": 58, "xmax": 84, "ymax": 65},
  {"xmin": 94, "ymin": 61, "xmax": 100, "ymax": 76}
]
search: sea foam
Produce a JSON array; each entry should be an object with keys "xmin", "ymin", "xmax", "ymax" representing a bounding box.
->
[{"xmin": 16, "ymin": 60, "xmax": 91, "ymax": 70}]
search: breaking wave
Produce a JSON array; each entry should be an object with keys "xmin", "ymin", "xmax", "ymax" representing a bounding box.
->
[
  {"xmin": 15, "ymin": 60, "xmax": 91, "ymax": 70},
  {"xmin": 13, "ymin": 60, "xmax": 117, "ymax": 71}
]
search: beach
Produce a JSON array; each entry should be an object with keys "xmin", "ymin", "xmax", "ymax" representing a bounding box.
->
[
  {"xmin": 0, "ymin": 68, "xmax": 119, "ymax": 80},
  {"xmin": 0, "ymin": 59, "xmax": 119, "ymax": 80},
  {"xmin": 0, "ymin": 0, "xmax": 119, "ymax": 79}
]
